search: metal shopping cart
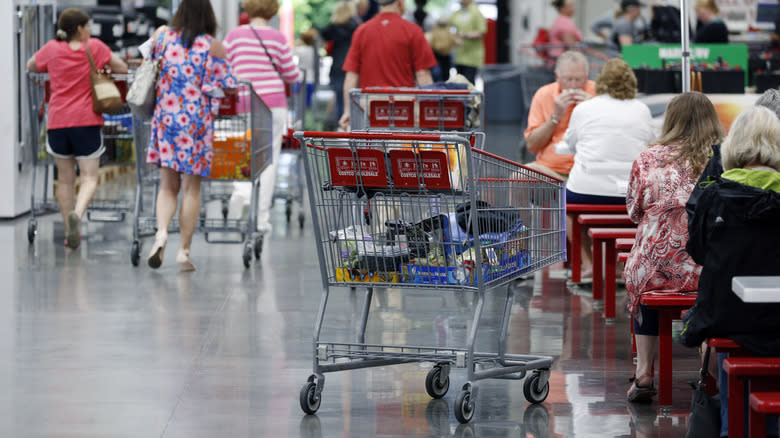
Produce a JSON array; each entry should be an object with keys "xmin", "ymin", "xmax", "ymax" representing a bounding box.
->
[
  {"xmin": 349, "ymin": 87, "xmax": 484, "ymax": 133},
  {"xmin": 25, "ymin": 72, "xmax": 136, "ymax": 244},
  {"xmin": 273, "ymin": 74, "xmax": 308, "ymax": 228},
  {"xmin": 295, "ymin": 131, "xmax": 566, "ymax": 423},
  {"xmin": 130, "ymin": 82, "xmax": 273, "ymax": 268}
]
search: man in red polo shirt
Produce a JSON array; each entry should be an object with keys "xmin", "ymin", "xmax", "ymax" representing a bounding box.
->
[{"xmin": 339, "ymin": 0, "xmax": 437, "ymax": 130}]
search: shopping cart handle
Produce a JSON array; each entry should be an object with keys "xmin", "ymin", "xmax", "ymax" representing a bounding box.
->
[
  {"xmin": 355, "ymin": 87, "xmax": 472, "ymax": 95},
  {"xmin": 298, "ymin": 131, "xmax": 469, "ymax": 144}
]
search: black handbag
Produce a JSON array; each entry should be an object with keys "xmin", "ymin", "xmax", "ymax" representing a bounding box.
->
[{"xmin": 685, "ymin": 346, "xmax": 721, "ymax": 438}]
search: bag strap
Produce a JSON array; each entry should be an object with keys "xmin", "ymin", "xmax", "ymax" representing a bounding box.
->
[
  {"xmin": 84, "ymin": 41, "xmax": 99, "ymax": 74},
  {"xmin": 248, "ymin": 26, "xmax": 283, "ymax": 79},
  {"xmin": 152, "ymin": 27, "xmax": 169, "ymax": 62},
  {"xmin": 698, "ymin": 345, "xmax": 712, "ymax": 389}
]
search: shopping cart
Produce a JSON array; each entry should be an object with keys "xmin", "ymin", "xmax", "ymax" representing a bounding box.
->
[
  {"xmin": 348, "ymin": 87, "xmax": 484, "ymax": 133},
  {"xmin": 295, "ymin": 131, "xmax": 566, "ymax": 423},
  {"xmin": 273, "ymin": 74, "xmax": 307, "ymax": 229},
  {"xmin": 25, "ymin": 72, "xmax": 136, "ymax": 244},
  {"xmin": 130, "ymin": 82, "xmax": 273, "ymax": 268}
]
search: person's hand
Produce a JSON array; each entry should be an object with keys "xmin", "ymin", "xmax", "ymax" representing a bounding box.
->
[
  {"xmin": 339, "ymin": 112, "xmax": 350, "ymax": 131},
  {"xmin": 569, "ymin": 88, "xmax": 590, "ymax": 103},
  {"xmin": 553, "ymin": 88, "xmax": 589, "ymax": 116}
]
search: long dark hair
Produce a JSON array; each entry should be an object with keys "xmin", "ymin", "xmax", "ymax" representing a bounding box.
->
[{"xmin": 170, "ymin": 0, "xmax": 217, "ymax": 49}]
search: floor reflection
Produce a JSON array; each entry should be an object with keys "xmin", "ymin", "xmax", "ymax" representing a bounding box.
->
[{"xmin": 2, "ymin": 174, "xmax": 699, "ymax": 437}]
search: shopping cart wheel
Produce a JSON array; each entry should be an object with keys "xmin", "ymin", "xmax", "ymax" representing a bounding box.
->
[
  {"xmin": 523, "ymin": 372, "xmax": 550, "ymax": 404},
  {"xmin": 299, "ymin": 382, "xmax": 321, "ymax": 415},
  {"xmin": 254, "ymin": 235, "xmax": 263, "ymax": 259},
  {"xmin": 298, "ymin": 213, "xmax": 305, "ymax": 230},
  {"xmin": 523, "ymin": 403, "xmax": 550, "ymax": 437},
  {"xmin": 27, "ymin": 219, "xmax": 37, "ymax": 244},
  {"xmin": 243, "ymin": 244, "xmax": 252, "ymax": 268},
  {"xmin": 454, "ymin": 389, "xmax": 474, "ymax": 423},
  {"xmin": 425, "ymin": 366, "xmax": 450, "ymax": 399},
  {"xmin": 131, "ymin": 240, "xmax": 141, "ymax": 266}
]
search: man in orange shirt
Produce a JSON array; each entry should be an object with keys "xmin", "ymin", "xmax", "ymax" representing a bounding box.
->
[{"xmin": 524, "ymin": 51, "xmax": 596, "ymax": 180}]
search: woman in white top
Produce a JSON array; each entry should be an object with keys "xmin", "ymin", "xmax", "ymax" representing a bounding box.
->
[{"xmin": 563, "ymin": 58, "xmax": 654, "ymax": 278}]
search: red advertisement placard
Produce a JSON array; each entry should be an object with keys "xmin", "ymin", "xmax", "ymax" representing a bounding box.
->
[
  {"xmin": 369, "ymin": 100, "xmax": 415, "ymax": 127},
  {"xmin": 327, "ymin": 148, "xmax": 388, "ymax": 187},
  {"xmin": 418, "ymin": 100, "xmax": 464, "ymax": 129},
  {"xmin": 389, "ymin": 150, "xmax": 451, "ymax": 190}
]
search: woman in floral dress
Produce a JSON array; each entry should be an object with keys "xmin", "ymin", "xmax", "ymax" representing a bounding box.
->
[
  {"xmin": 623, "ymin": 92, "xmax": 724, "ymax": 402},
  {"xmin": 146, "ymin": 0, "xmax": 237, "ymax": 271}
]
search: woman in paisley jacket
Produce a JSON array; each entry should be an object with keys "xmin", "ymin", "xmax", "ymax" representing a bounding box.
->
[{"xmin": 623, "ymin": 92, "xmax": 724, "ymax": 402}]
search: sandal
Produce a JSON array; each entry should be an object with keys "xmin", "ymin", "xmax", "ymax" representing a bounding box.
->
[
  {"xmin": 627, "ymin": 374, "xmax": 656, "ymax": 403},
  {"xmin": 147, "ymin": 233, "xmax": 167, "ymax": 269},
  {"xmin": 65, "ymin": 211, "xmax": 81, "ymax": 249}
]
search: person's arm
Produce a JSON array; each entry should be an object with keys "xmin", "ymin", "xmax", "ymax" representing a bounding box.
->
[
  {"xmin": 590, "ymin": 14, "xmax": 613, "ymax": 40},
  {"xmin": 618, "ymin": 34, "xmax": 634, "ymax": 47},
  {"xmin": 108, "ymin": 52, "xmax": 128, "ymax": 73},
  {"xmin": 562, "ymin": 33, "xmax": 580, "ymax": 45},
  {"xmin": 625, "ymin": 158, "xmax": 644, "ymax": 224},
  {"xmin": 27, "ymin": 55, "xmax": 39, "ymax": 73},
  {"xmin": 415, "ymin": 69, "xmax": 433, "ymax": 86},
  {"xmin": 209, "ymin": 38, "xmax": 227, "ymax": 59},
  {"xmin": 525, "ymin": 90, "xmax": 579, "ymax": 154},
  {"xmin": 339, "ymin": 71, "xmax": 359, "ymax": 130}
]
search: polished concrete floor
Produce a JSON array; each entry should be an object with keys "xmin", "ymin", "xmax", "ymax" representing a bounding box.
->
[{"xmin": 1, "ymin": 132, "xmax": 701, "ymax": 437}]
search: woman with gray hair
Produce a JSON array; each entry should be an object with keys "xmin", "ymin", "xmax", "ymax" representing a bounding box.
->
[{"xmin": 681, "ymin": 105, "xmax": 780, "ymax": 437}]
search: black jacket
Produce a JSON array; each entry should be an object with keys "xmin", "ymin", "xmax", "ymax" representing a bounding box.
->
[
  {"xmin": 680, "ymin": 173, "xmax": 780, "ymax": 356},
  {"xmin": 319, "ymin": 19, "xmax": 359, "ymax": 82}
]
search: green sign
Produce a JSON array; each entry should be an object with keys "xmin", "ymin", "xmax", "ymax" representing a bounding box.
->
[
  {"xmin": 622, "ymin": 44, "xmax": 748, "ymax": 69},
  {"xmin": 622, "ymin": 44, "xmax": 748, "ymax": 85}
]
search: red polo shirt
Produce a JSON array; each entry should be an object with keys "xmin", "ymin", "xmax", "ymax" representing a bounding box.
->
[{"xmin": 342, "ymin": 12, "xmax": 437, "ymax": 87}]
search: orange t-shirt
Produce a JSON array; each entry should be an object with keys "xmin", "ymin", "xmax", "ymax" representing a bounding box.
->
[{"xmin": 523, "ymin": 80, "xmax": 596, "ymax": 175}]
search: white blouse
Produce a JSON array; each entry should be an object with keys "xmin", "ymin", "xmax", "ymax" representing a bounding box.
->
[{"xmin": 563, "ymin": 94, "xmax": 655, "ymax": 197}]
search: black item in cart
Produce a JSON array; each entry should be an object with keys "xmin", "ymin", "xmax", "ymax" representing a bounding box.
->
[
  {"xmin": 358, "ymin": 253, "xmax": 411, "ymax": 272},
  {"xmin": 456, "ymin": 200, "xmax": 522, "ymax": 235},
  {"xmin": 385, "ymin": 220, "xmax": 430, "ymax": 257}
]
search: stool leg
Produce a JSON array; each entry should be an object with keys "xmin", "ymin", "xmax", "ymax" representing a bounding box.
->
[
  {"xmin": 749, "ymin": 409, "xmax": 766, "ymax": 438},
  {"xmin": 657, "ymin": 308, "xmax": 673, "ymax": 406},
  {"xmin": 592, "ymin": 238, "xmax": 603, "ymax": 301},
  {"xmin": 571, "ymin": 215, "xmax": 582, "ymax": 283},
  {"xmin": 604, "ymin": 240, "xmax": 617, "ymax": 320},
  {"xmin": 729, "ymin": 375, "xmax": 746, "ymax": 438}
]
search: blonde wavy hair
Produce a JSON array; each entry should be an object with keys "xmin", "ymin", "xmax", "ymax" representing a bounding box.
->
[
  {"xmin": 595, "ymin": 58, "xmax": 637, "ymax": 100},
  {"xmin": 331, "ymin": 1, "xmax": 357, "ymax": 25},
  {"xmin": 657, "ymin": 92, "xmax": 725, "ymax": 176}
]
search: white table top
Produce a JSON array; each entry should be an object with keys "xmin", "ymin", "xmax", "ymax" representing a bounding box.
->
[{"xmin": 732, "ymin": 276, "xmax": 780, "ymax": 303}]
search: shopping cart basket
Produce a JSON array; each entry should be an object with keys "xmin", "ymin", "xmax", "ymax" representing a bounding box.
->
[
  {"xmin": 295, "ymin": 130, "xmax": 566, "ymax": 423},
  {"xmin": 25, "ymin": 72, "xmax": 135, "ymax": 244},
  {"xmin": 130, "ymin": 82, "xmax": 273, "ymax": 268},
  {"xmin": 274, "ymin": 72, "xmax": 307, "ymax": 229},
  {"xmin": 348, "ymin": 87, "xmax": 484, "ymax": 132}
]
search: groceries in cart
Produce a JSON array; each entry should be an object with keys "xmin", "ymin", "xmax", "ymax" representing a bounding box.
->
[{"xmin": 328, "ymin": 200, "xmax": 531, "ymax": 285}]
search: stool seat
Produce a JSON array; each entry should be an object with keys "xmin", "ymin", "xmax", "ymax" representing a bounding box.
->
[{"xmin": 751, "ymin": 392, "xmax": 780, "ymax": 413}]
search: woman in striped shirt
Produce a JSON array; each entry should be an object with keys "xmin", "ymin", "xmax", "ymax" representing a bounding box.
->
[{"xmin": 224, "ymin": 0, "xmax": 303, "ymax": 235}]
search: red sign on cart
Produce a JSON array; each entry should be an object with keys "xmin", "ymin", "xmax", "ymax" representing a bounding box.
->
[
  {"xmin": 369, "ymin": 100, "xmax": 414, "ymax": 127},
  {"xmin": 327, "ymin": 148, "xmax": 388, "ymax": 188},
  {"xmin": 389, "ymin": 150, "xmax": 450, "ymax": 190},
  {"xmin": 419, "ymin": 100, "xmax": 464, "ymax": 129}
]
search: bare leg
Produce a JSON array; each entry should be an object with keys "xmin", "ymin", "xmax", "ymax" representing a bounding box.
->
[
  {"xmin": 581, "ymin": 230, "xmax": 593, "ymax": 273},
  {"xmin": 176, "ymin": 173, "xmax": 201, "ymax": 271},
  {"xmin": 155, "ymin": 167, "xmax": 181, "ymax": 238},
  {"xmin": 148, "ymin": 167, "xmax": 180, "ymax": 267},
  {"xmin": 54, "ymin": 157, "xmax": 77, "ymax": 229},
  {"xmin": 178, "ymin": 173, "xmax": 201, "ymax": 251},
  {"xmin": 73, "ymin": 157, "xmax": 100, "ymax": 218},
  {"xmin": 628, "ymin": 331, "xmax": 657, "ymax": 400}
]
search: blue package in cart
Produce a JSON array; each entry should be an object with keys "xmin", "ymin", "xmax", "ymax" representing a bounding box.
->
[{"xmin": 402, "ymin": 250, "xmax": 530, "ymax": 285}]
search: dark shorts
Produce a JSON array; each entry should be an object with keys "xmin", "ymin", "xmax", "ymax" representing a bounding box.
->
[
  {"xmin": 47, "ymin": 126, "xmax": 104, "ymax": 159},
  {"xmin": 565, "ymin": 189, "xmax": 626, "ymax": 205},
  {"xmin": 633, "ymin": 303, "xmax": 659, "ymax": 336}
]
